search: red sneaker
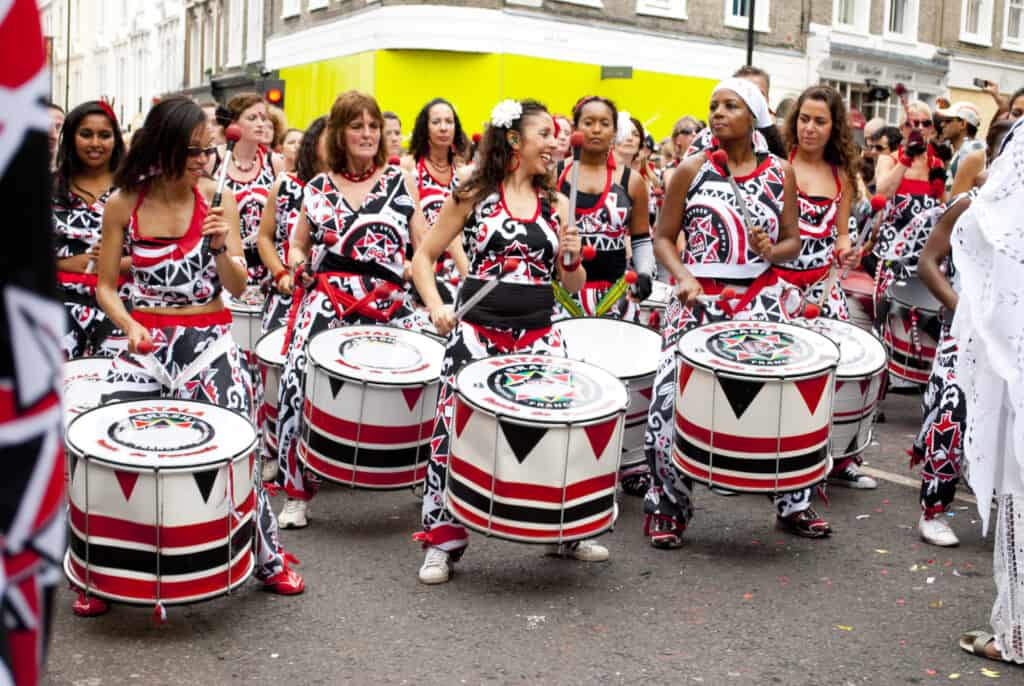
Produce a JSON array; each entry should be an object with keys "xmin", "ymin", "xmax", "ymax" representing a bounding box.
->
[
  {"xmin": 264, "ymin": 567, "xmax": 304, "ymax": 595},
  {"xmin": 72, "ymin": 592, "xmax": 109, "ymax": 617}
]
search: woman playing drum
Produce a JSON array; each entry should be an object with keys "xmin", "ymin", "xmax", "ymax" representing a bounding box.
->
[
  {"xmin": 412, "ymin": 98, "xmax": 609, "ymax": 585},
  {"xmin": 53, "ymin": 100, "xmax": 127, "ymax": 359},
  {"xmin": 274, "ymin": 91, "xmax": 429, "ymax": 529},
  {"xmin": 90, "ymin": 97, "xmax": 304, "ymax": 616},
  {"xmin": 644, "ymin": 78, "xmax": 832, "ymax": 548},
  {"xmin": 776, "ymin": 85, "xmax": 876, "ymax": 489}
]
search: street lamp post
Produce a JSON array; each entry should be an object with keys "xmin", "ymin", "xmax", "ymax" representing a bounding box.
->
[{"xmin": 745, "ymin": 0, "xmax": 756, "ymax": 66}]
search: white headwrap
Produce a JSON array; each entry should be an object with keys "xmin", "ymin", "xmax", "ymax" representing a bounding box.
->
[{"xmin": 711, "ymin": 78, "xmax": 773, "ymax": 129}]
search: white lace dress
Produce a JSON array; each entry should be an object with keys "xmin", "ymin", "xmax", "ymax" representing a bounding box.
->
[{"xmin": 952, "ymin": 117, "xmax": 1024, "ymax": 663}]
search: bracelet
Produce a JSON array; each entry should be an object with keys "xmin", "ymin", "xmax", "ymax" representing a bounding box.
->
[
  {"xmin": 274, "ymin": 268, "xmax": 289, "ymax": 284},
  {"xmin": 210, "ymin": 244, "xmax": 227, "ymax": 257},
  {"xmin": 563, "ymin": 259, "xmax": 582, "ymax": 272}
]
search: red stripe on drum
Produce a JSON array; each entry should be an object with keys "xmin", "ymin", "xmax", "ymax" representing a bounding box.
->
[
  {"xmin": 68, "ymin": 492, "xmax": 256, "ymax": 548},
  {"xmin": 885, "ymin": 332, "xmax": 937, "ymax": 357},
  {"xmin": 448, "ymin": 499, "xmax": 614, "ymax": 541},
  {"xmin": 302, "ymin": 447, "xmax": 427, "ymax": 488},
  {"xmin": 679, "ymin": 461, "xmax": 828, "ymax": 492},
  {"xmin": 674, "ymin": 414, "xmax": 829, "ymax": 453},
  {"xmin": 66, "ymin": 550, "xmax": 253, "ymax": 604},
  {"xmin": 449, "ymin": 455, "xmax": 618, "ymax": 504},
  {"xmin": 886, "ymin": 360, "xmax": 930, "ymax": 384},
  {"xmin": 303, "ymin": 400, "xmax": 433, "ymax": 446}
]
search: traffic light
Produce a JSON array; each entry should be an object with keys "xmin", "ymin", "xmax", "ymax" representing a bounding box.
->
[{"xmin": 263, "ymin": 79, "xmax": 285, "ymax": 109}]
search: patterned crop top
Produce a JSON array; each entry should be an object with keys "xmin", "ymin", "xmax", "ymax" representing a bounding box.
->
[
  {"xmin": 273, "ymin": 172, "xmax": 305, "ymax": 262},
  {"xmin": 781, "ymin": 164, "xmax": 842, "ymax": 272},
  {"xmin": 303, "ymin": 166, "xmax": 414, "ymax": 283},
  {"xmin": 53, "ymin": 189, "xmax": 113, "ymax": 260},
  {"xmin": 222, "ymin": 147, "xmax": 276, "ymax": 249},
  {"xmin": 463, "ymin": 187, "xmax": 560, "ymax": 285},
  {"xmin": 416, "ymin": 158, "xmax": 458, "ymax": 230},
  {"xmin": 682, "ymin": 152, "xmax": 786, "ymax": 279},
  {"xmin": 557, "ymin": 163, "xmax": 632, "ymax": 283},
  {"xmin": 125, "ymin": 186, "xmax": 222, "ymax": 308}
]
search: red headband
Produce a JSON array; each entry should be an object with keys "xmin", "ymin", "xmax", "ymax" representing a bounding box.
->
[{"xmin": 98, "ymin": 98, "xmax": 118, "ymax": 126}]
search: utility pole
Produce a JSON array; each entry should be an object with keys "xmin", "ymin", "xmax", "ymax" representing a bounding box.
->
[
  {"xmin": 745, "ymin": 0, "xmax": 756, "ymax": 66},
  {"xmin": 64, "ymin": 0, "xmax": 71, "ymax": 110}
]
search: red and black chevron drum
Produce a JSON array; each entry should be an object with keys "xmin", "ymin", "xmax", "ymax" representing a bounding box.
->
[
  {"xmin": 226, "ymin": 287, "xmax": 265, "ymax": 353},
  {"xmin": 63, "ymin": 399, "xmax": 257, "ymax": 606},
  {"xmin": 447, "ymin": 354, "xmax": 629, "ymax": 544},
  {"xmin": 301, "ymin": 326, "xmax": 444, "ymax": 489},
  {"xmin": 840, "ymin": 269, "xmax": 876, "ymax": 333},
  {"xmin": 255, "ymin": 327, "xmax": 286, "ymax": 457},
  {"xmin": 673, "ymin": 321, "xmax": 839, "ymax": 493},
  {"xmin": 553, "ymin": 318, "xmax": 660, "ymax": 470},
  {"xmin": 798, "ymin": 318, "xmax": 887, "ymax": 458},
  {"xmin": 63, "ymin": 357, "xmax": 112, "ymax": 428},
  {"xmin": 883, "ymin": 278, "xmax": 941, "ymax": 385}
]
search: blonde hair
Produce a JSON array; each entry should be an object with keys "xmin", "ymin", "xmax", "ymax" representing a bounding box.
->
[{"xmin": 902, "ymin": 100, "xmax": 932, "ymax": 124}]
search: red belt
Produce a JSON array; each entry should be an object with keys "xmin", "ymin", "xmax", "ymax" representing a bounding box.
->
[
  {"xmin": 772, "ymin": 264, "xmax": 830, "ymax": 290},
  {"xmin": 465, "ymin": 322, "xmax": 552, "ymax": 353},
  {"xmin": 57, "ymin": 271, "xmax": 129, "ymax": 289},
  {"xmin": 697, "ymin": 268, "xmax": 780, "ymax": 317},
  {"xmin": 132, "ymin": 309, "xmax": 232, "ymax": 329}
]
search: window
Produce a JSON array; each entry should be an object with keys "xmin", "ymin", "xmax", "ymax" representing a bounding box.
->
[
  {"xmin": 246, "ymin": 0, "xmax": 263, "ymax": 62},
  {"xmin": 281, "ymin": 0, "xmax": 299, "ymax": 17},
  {"xmin": 1005, "ymin": 0, "xmax": 1024, "ymax": 49},
  {"xmin": 960, "ymin": 0, "xmax": 993, "ymax": 44},
  {"xmin": 551, "ymin": 0, "xmax": 605, "ymax": 9},
  {"xmin": 308, "ymin": 0, "xmax": 329, "ymax": 10},
  {"xmin": 884, "ymin": 0, "xmax": 918, "ymax": 40},
  {"xmin": 636, "ymin": 0, "xmax": 686, "ymax": 19},
  {"xmin": 836, "ymin": 0, "xmax": 855, "ymax": 24},
  {"xmin": 832, "ymin": 0, "xmax": 869, "ymax": 32},
  {"xmin": 227, "ymin": 0, "xmax": 243, "ymax": 67},
  {"xmin": 724, "ymin": 0, "xmax": 769, "ymax": 31}
]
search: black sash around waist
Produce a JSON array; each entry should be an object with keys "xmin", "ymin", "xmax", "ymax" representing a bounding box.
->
[
  {"xmin": 317, "ymin": 253, "xmax": 405, "ymax": 287},
  {"xmin": 458, "ymin": 278, "xmax": 554, "ymax": 330}
]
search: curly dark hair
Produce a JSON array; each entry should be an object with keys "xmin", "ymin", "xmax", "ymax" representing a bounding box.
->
[
  {"xmin": 295, "ymin": 116, "xmax": 328, "ymax": 184},
  {"xmin": 783, "ymin": 85, "xmax": 861, "ymax": 198},
  {"xmin": 53, "ymin": 101, "xmax": 125, "ymax": 202},
  {"xmin": 572, "ymin": 96, "xmax": 618, "ymax": 130},
  {"xmin": 408, "ymin": 98, "xmax": 468, "ymax": 164},
  {"xmin": 455, "ymin": 99, "xmax": 557, "ymax": 208}
]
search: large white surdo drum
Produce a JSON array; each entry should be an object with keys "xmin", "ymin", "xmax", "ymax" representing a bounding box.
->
[
  {"xmin": 64, "ymin": 399, "xmax": 256, "ymax": 606},
  {"xmin": 255, "ymin": 327, "xmax": 286, "ymax": 457},
  {"xmin": 63, "ymin": 357, "xmax": 113, "ymax": 428},
  {"xmin": 301, "ymin": 326, "xmax": 444, "ymax": 489},
  {"xmin": 447, "ymin": 354, "xmax": 629, "ymax": 543},
  {"xmin": 553, "ymin": 318, "xmax": 661, "ymax": 469},
  {"xmin": 883, "ymin": 278, "xmax": 942, "ymax": 385},
  {"xmin": 799, "ymin": 318, "xmax": 887, "ymax": 458},
  {"xmin": 673, "ymin": 321, "xmax": 840, "ymax": 493},
  {"xmin": 226, "ymin": 288, "xmax": 265, "ymax": 353}
]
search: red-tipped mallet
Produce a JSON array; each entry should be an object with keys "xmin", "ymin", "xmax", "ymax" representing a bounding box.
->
[
  {"xmin": 472, "ymin": 133, "xmax": 482, "ymax": 145},
  {"xmin": 710, "ymin": 149, "xmax": 756, "ymax": 236},
  {"xmin": 695, "ymin": 286, "xmax": 737, "ymax": 308},
  {"xmin": 563, "ymin": 132, "xmax": 586, "ymax": 267},
  {"xmin": 801, "ymin": 302, "xmax": 822, "ymax": 320},
  {"xmin": 137, "ymin": 339, "xmax": 155, "ymax": 355},
  {"xmin": 454, "ymin": 258, "xmax": 520, "ymax": 322},
  {"xmin": 204, "ymin": 123, "xmax": 242, "ymax": 253},
  {"xmin": 388, "ymin": 156, "xmax": 401, "ymax": 166},
  {"xmin": 624, "ymin": 270, "xmax": 638, "ymax": 285},
  {"xmin": 841, "ymin": 193, "xmax": 887, "ymax": 279},
  {"xmin": 581, "ymin": 244, "xmax": 597, "ymax": 262},
  {"xmin": 323, "ymin": 231, "xmax": 339, "ymax": 247}
]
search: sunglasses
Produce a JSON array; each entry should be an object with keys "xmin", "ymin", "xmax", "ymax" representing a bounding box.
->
[
  {"xmin": 906, "ymin": 119, "xmax": 933, "ymax": 129},
  {"xmin": 186, "ymin": 146, "xmax": 218, "ymax": 158},
  {"xmin": 870, "ymin": 144, "xmax": 887, "ymax": 152},
  {"xmin": 673, "ymin": 128, "xmax": 695, "ymax": 136}
]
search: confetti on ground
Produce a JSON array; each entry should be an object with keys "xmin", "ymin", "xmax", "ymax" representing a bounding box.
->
[
  {"xmin": 948, "ymin": 674, "xmax": 960, "ymax": 680},
  {"xmin": 882, "ymin": 499, "xmax": 891, "ymax": 504},
  {"xmin": 880, "ymin": 569, "xmax": 889, "ymax": 575},
  {"xmin": 896, "ymin": 598, "xmax": 906, "ymax": 605},
  {"xmin": 929, "ymin": 600, "xmax": 943, "ymax": 609},
  {"xmin": 742, "ymin": 593, "xmax": 753, "ymax": 600},
  {"xmin": 875, "ymin": 549, "xmax": 890, "ymax": 554},
  {"xmin": 856, "ymin": 514, "xmax": 871, "ymax": 520},
  {"xmin": 835, "ymin": 625, "xmax": 853, "ymax": 631},
  {"xmin": 927, "ymin": 576, "xmax": 936, "ymax": 584},
  {"xmin": 981, "ymin": 667, "xmax": 1001, "ymax": 678},
  {"xmin": 926, "ymin": 669, "xmax": 937, "ymax": 676},
  {"xmin": 911, "ymin": 564, "xmax": 924, "ymax": 572}
]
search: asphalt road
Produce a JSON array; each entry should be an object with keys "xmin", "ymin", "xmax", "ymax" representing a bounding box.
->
[{"xmin": 42, "ymin": 392, "xmax": 1015, "ymax": 686}]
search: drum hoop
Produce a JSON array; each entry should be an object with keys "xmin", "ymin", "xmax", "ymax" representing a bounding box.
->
[
  {"xmin": 253, "ymin": 329, "xmax": 287, "ymax": 368},
  {"xmin": 674, "ymin": 349, "xmax": 840, "ymax": 384},
  {"xmin": 306, "ymin": 328, "xmax": 444, "ymax": 386},
  {"xmin": 66, "ymin": 397, "xmax": 258, "ymax": 472},
  {"xmin": 451, "ymin": 387, "xmax": 628, "ymax": 428}
]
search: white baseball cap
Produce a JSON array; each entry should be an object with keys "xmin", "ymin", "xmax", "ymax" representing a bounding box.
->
[{"xmin": 936, "ymin": 102, "xmax": 981, "ymax": 127}]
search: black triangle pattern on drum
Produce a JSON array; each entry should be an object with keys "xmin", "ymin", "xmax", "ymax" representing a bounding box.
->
[
  {"xmin": 499, "ymin": 420, "xmax": 547, "ymax": 464},
  {"xmin": 328, "ymin": 376, "xmax": 344, "ymax": 398},
  {"xmin": 193, "ymin": 469, "xmax": 218, "ymax": 504},
  {"xmin": 717, "ymin": 377, "xmax": 764, "ymax": 419}
]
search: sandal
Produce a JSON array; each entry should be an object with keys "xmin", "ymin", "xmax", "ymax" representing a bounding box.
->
[
  {"xmin": 777, "ymin": 508, "xmax": 832, "ymax": 539},
  {"xmin": 959, "ymin": 630, "xmax": 1012, "ymax": 663}
]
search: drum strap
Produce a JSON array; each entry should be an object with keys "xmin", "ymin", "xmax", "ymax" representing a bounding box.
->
[
  {"xmin": 697, "ymin": 268, "xmax": 780, "ymax": 317},
  {"xmin": 316, "ymin": 274, "xmax": 404, "ymax": 322},
  {"xmin": 134, "ymin": 331, "xmax": 234, "ymax": 392},
  {"xmin": 772, "ymin": 264, "xmax": 830, "ymax": 290}
]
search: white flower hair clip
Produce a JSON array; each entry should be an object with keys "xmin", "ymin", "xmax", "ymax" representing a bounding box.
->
[{"xmin": 490, "ymin": 99, "xmax": 523, "ymax": 129}]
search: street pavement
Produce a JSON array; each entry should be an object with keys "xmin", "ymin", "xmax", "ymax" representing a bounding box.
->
[{"xmin": 43, "ymin": 392, "xmax": 1015, "ymax": 686}]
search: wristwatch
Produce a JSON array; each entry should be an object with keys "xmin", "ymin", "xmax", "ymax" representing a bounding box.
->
[{"xmin": 209, "ymin": 244, "xmax": 228, "ymax": 257}]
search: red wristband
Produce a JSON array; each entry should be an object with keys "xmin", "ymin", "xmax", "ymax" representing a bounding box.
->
[
  {"xmin": 274, "ymin": 268, "xmax": 289, "ymax": 284},
  {"xmin": 563, "ymin": 259, "xmax": 582, "ymax": 272}
]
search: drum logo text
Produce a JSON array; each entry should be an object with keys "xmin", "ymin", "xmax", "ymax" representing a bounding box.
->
[
  {"xmin": 706, "ymin": 328, "xmax": 807, "ymax": 367},
  {"xmin": 487, "ymin": 363, "xmax": 593, "ymax": 410},
  {"xmin": 108, "ymin": 411, "xmax": 215, "ymax": 452}
]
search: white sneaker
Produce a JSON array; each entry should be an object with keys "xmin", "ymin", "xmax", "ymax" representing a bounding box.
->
[
  {"xmin": 919, "ymin": 513, "xmax": 959, "ymax": 547},
  {"xmin": 418, "ymin": 547, "xmax": 451, "ymax": 584},
  {"xmin": 547, "ymin": 539, "xmax": 610, "ymax": 562},
  {"xmin": 261, "ymin": 458, "xmax": 279, "ymax": 483},
  {"xmin": 278, "ymin": 498, "xmax": 309, "ymax": 529}
]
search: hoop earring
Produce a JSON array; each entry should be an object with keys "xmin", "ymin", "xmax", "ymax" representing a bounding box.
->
[{"xmin": 508, "ymin": 150, "xmax": 521, "ymax": 173}]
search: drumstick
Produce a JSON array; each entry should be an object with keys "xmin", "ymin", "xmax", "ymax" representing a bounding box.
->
[
  {"xmin": 893, "ymin": 83, "xmax": 913, "ymax": 123},
  {"xmin": 454, "ymin": 259, "xmax": 520, "ymax": 322},
  {"xmin": 563, "ymin": 132, "xmax": 586, "ymax": 267},
  {"xmin": 337, "ymin": 281, "xmax": 394, "ymax": 320},
  {"xmin": 694, "ymin": 287, "xmax": 737, "ymax": 308},
  {"xmin": 710, "ymin": 150, "xmax": 755, "ymax": 234},
  {"xmin": 594, "ymin": 270, "xmax": 637, "ymax": 316},
  {"xmin": 842, "ymin": 194, "xmax": 887, "ymax": 280},
  {"xmin": 204, "ymin": 124, "xmax": 242, "ymax": 253}
]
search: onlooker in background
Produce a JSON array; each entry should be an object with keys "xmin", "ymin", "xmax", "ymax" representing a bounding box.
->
[
  {"xmin": 383, "ymin": 111, "xmax": 403, "ymax": 159},
  {"xmin": 266, "ymin": 104, "xmax": 288, "ymax": 152},
  {"xmin": 280, "ymin": 127, "xmax": 303, "ymax": 173},
  {"xmin": 553, "ymin": 113, "xmax": 573, "ymax": 162},
  {"xmin": 936, "ymin": 102, "xmax": 985, "ymax": 193},
  {"xmin": 669, "ymin": 116, "xmax": 699, "ymax": 164},
  {"xmin": 47, "ymin": 102, "xmax": 65, "ymax": 171},
  {"xmin": 863, "ymin": 116, "xmax": 886, "ymax": 146}
]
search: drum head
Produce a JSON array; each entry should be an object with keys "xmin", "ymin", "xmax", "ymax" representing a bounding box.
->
[
  {"xmin": 66, "ymin": 399, "xmax": 256, "ymax": 469},
  {"xmin": 307, "ymin": 326, "xmax": 444, "ymax": 386},
  {"xmin": 456, "ymin": 354, "xmax": 628, "ymax": 424},
  {"xmin": 677, "ymin": 321, "xmax": 839, "ymax": 378},
  {"xmin": 796, "ymin": 318, "xmax": 887, "ymax": 379},
  {"xmin": 888, "ymin": 278, "xmax": 941, "ymax": 313},
  {"xmin": 226, "ymin": 287, "xmax": 264, "ymax": 315},
  {"xmin": 63, "ymin": 358, "xmax": 112, "ymax": 425},
  {"xmin": 255, "ymin": 327, "xmax": 287, "ymax": 368},
  {"xmin": 840, "ymin": 269, "xmax": 874, "ymax": 296},
  {"xmin": 554, "ymin": 318, "xmax": 661, "ymax": 380}
]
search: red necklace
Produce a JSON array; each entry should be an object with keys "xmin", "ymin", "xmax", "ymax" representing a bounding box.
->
[{"xmin": 340, "ymin": 165, "xmax": 377, "ymax": 183}]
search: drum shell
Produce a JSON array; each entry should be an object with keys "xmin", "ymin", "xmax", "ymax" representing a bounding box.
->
[
  {"xmin": 255, "ymin": 328, "xmax": 286, "ymax": 452},
  {"xmin": 884, "ymin": 297, "xmax": 940, "ymax": 385},
  {"xmin": 63, "ymin": 357, "xmax": 113, "ymax": 428},
  {"xmin": 447, "ymin": 394, "xmax": 624, "ymax": 544},
  {"xmin": 673, "ymin": 360, "xmax": 835, "ymax": 494},
  {"xmin": 64, "ymin": 445, "xmax": 255, "ymax": 606},
  {"xmin": 229, "ymin": 306, "xmax": 263, "ymax": 353},
  {"xmin": 831, "ymin": 370, "xmax": 884, "ymax": 458},
  {"xmin": 300, "ymin": 364, "xmax": 439, "ymax": 490},
  {"xmin": 840, "ymin": 270, "xmax": 875, "ymax": 333}
]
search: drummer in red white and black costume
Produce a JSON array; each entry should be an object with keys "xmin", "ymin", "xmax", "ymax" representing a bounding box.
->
[
  {"xmin": 643, "ymin": 78, "xmax": 832, "ymax": 548},
  {"xmin": 273, "ymin": 91, "xmax": 430, "ymax": 529},
  {"xmin": 774, "ymin": 86, "xmax": 879, "ymax": 490},
  {"xmin": 256, "ymin": 116, "xmax": 330, "ymax": 334},
  {"xmin": 218, "ymin": 93, "xmax": 286, "ymax": 288},
  {"xmin": 400, "ymin": 98, "xmax": 471, "ymax": 304},
  {"xmin": 412, "ymin": 98, "xmax": 609, "ymax": 585},
  {"xmin": 52, "ymin": 100, "xmax": 129, "ymax": 359},
  {"xmin": 88, "ymin": 98, "xmax": 304, "ymax": 616}
]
